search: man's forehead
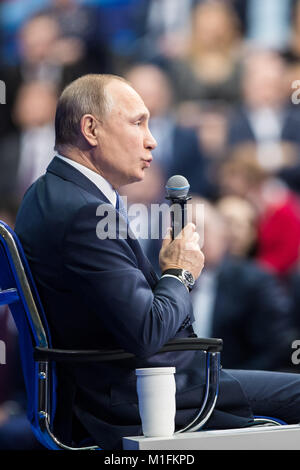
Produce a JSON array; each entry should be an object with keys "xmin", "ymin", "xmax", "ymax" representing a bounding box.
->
[{"xmin": 107, "ymin": 79, "xmax": 149, "ymax": 116}]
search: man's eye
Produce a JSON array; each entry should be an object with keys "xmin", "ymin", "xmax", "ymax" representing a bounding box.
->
[{"xmin": 135, "ymin": 121, "xmax": 142, "ymax": 126}]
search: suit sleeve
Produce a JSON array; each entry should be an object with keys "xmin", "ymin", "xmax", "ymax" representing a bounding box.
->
[{"xmin": 62, "ymin": 202, "xmax": 193, "ymax": 358}]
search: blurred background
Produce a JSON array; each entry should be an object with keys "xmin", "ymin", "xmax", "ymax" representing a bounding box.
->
[{"xmin": 2, "ymin": 0, "xmax": 300, "ymax": 449}]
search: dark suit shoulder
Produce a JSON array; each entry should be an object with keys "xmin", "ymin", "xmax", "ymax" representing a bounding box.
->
[
  {"xmin": 219, "ymin": 256, "xmax": 277, "ymax": 286},
  {"xmin": 227, "ymin": 107, "xmax": 254, "ymax": 146},
  {"xmin": 35, "ymin": 168, "xmax": 111, "ymax": 223},
  {"xmin": 15, "ymin": 169, "xmax": 110, "ymax": 259},
  {"xmin": 0, "ymin": 133, "xmax": 21, "ymax": 190},
  {"xmin": 173, "ymin": 125, "xmax": 201, "ymax": 154}
]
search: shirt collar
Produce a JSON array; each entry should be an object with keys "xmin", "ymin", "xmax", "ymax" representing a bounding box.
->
[{"xmin": 56, "ymin": 153, "xmax": 117, "ymax": 207}]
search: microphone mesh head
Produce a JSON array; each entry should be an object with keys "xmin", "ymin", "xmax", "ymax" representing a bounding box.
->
[{"xmin": 165, "ymin": 175, "xmax": 190, "ymax": 198}]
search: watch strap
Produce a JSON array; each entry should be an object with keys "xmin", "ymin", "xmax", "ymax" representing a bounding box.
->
[
  {"xmin": 161, "ymin": 269, "xmax": 194, "ymax": 291},
  {"xmin": 162, "ymin": 269, "xmax": 184, "ymax": 277}
]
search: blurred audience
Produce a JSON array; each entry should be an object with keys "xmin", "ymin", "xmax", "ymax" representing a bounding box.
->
[
  {"xmin": 1, "ymin": 11, "xmax": 108, "ymax": 138},
  {"xmin": 43, "ymin": 0, "xmax": 101, "ymax": 45},
  {"xmin": 191, "ymin": 197, "xmax": 295, "ymax": 371},
  {"xmin": 132, "ymin": 0, "xmax": 198, "ymax": 62},
  {"xmin": 166, "ymin": 0, "xmax": 243, "ymax": 103},
  {"xmin": 42, "ymin": 0, "xmax": 112, "ymax": 72},
  {"xmin": 227, "ymin": 49, "xmax": 300, "ymax": 163},
  {"xmin": 125, "ymin": 63, "xmax": 213, "ymax": 197},
  {"xmin": 177, "ymin": 100, "xmax": 230, "ymax": 200},
  {"xmin": 1, "ymin": 0, "xmax": 300, "ymax": 449},
  {"xmin": 0, "ymin": 81, "xmax": 57, "ymax": 202},
  {"xmin": 246, "ymin": 0, "xmax": 292, "ymax": 50},
  {"xmin": 282, "ymin": 0, "xmax": 300, "ymax": 64},
  {"xmin": 219, "ymin": 148, "xmax": 300, "ymax": 278}
]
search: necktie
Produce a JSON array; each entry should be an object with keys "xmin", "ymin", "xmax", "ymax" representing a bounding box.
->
[{"xmin": 116, "ymin": 192, "xmax": 128, "ymax": 223}]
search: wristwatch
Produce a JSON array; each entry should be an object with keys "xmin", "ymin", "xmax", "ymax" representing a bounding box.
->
[{"xmin": 162, "ymin": 268, "xmax": 195, "ymax": 291}]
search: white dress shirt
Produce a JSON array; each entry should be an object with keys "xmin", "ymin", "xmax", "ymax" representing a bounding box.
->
[
  {"xmin": 56, "ymin": 153, "xmax": 117, "ymax": 207},
  {"xmin": 247, "ymin": 108, "xmax": 284, "ymax": 171}
]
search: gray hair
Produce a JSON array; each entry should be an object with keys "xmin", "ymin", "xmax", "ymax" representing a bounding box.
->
[{"xmin": 54, "ymin": 74, "xmax": 128, "ymax": 149}]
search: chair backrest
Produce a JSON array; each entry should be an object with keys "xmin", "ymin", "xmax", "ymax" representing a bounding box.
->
[{"xmin": 0, "ymin": 220, "xmax": 58, "ymax": 448}]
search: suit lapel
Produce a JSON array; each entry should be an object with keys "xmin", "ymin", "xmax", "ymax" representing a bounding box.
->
[{"xmin": 47, "ymin": 156, "xmax": 159, "ymax": 288}]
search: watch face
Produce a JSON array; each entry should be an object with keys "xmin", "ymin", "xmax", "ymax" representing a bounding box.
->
[{"xmin": 183, "ymin": 270, "xmax": 195, "ymax": 286}]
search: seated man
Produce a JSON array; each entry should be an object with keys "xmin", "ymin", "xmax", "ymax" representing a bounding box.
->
[
  {"xmin": 15, "ymin": 74, "xmax": 300, "ymax": 450},
  {"xmin": 191, "ymin": 197, "xmax": 294, "ymax": 371}
]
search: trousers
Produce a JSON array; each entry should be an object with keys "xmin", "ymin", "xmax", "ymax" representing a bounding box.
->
[{"xmin": 225, "ymin": 369, "xmax": 300, "ymax": 424}]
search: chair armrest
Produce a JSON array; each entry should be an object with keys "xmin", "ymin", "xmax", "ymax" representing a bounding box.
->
[{"xmin": 33, "ymin": 337, "xmax": 223, "ymax": 362}]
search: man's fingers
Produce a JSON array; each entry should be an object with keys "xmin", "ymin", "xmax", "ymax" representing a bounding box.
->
[
  {"xmin": 175, "ymin": 222, "xmax": 196, "ymax": 240},
  {"xmin": 162, "ymin": 227, "xmax": 172, "ymax": 247},
  {"xmin": 163, "ymin": 224, "xmax": 199, "ymax": 248},
  {"xmin": 192, "ymin": 231, "xmax": 200, "ymax": 244},
  {"xmin": 185, "ymin": 241, "xmax": 201, "ymax": 251}
]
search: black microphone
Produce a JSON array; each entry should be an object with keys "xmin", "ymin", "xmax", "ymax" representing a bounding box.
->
[{"xmin": 165, "ymin": 175, "xmax": 191, "ymax": 239}]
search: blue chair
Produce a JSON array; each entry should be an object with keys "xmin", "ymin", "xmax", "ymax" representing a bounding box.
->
[{"xmin": 0, "ymin": 220, "xmax": 224, "ymax": 450}]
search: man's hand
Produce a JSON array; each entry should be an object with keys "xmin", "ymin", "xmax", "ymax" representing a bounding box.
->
[{"xmin": 159, "ymin": 223, "xmax": 205, "ymax": 280}]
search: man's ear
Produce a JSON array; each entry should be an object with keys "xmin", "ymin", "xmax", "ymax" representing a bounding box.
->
[{"xmin": 80, "ymin": 114, "xmax": 99, "ymax": 147}]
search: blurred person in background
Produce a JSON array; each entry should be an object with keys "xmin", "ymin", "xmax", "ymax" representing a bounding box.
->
[
  {"xmin": 177, "ymin": 100, "xmax": 230, "ymax": 200},
  {"xmin": 219, "ymin": 147, "xmax": 300, "ymax": 278},
  {"xmin": 227, "ymin": 49, "xmax": 300, "ymax": 167},
  {"xmin": 217, "ymin": 195, "xmax": 258, "ymax": 259},
  {"xmin": 166, "ymin": 0, "xmax": 244, "ymax": 103},
  {"xmin": 41, "ymin": 0, "xmax": 112, "ymax": 75},
  {"xmin": 1, "ymin": 13, "xmax": 59, "ymax": 138},
  {"xmin": 0, "ymin": 11, "xmax": 106, "ymax": 139},
  {"xmin": 245, "ymin": 0, "xmax": 292, "ymax": 50},
  {"xmin": 0, "ymin": 80, "xmax": 57, "ymax": 202},
  {"xmin": 132, "ymin": 0, "xmax": 198, "ymax": 62},
  {"xmin": 43, "ymin": 0, "xmax": 102, "ymax": 46},
  {"xmin": 125, "ymin": 63, "xmax": 212, "ymax": 197},
  {"xmin": 282, "ymin": 0, "xmax": 300, "ymax": 64},
  {"xmin": 190, "ymin": 197, "xmax": 295, "ymax": 371}
]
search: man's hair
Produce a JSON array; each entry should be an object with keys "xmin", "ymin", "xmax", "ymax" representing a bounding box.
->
[{"xmin": 54, "ymin": 74, "xmax": 129, "ymax": 149}]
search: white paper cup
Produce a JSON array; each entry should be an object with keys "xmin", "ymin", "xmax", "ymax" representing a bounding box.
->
[{"xmin": 136, "ymin": 367, "xmax": 176, "ymax": 437}]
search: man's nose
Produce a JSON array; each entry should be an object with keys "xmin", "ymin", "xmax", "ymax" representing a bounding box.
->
[{"xmin": 145, "ymin": 129, "xmax": 157, "ymax": 151}]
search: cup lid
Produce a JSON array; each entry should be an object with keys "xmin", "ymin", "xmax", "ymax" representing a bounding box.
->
[{"xmin": 135, "ymin": 367, "xmax": 176, "ymax": 376}]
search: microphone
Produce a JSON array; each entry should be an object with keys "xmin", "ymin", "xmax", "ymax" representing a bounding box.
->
[{"xmin": 165, "ymin": 175, "xmax": 191, "ymax": 239}]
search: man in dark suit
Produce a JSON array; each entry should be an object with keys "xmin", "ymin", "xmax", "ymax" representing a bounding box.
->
[
  {"xmin": 191, "ymin": 198, "xmax": 294, "ymax": 371},
  {"xmin": 15, "ymin": 74, "xmax": 300, "ymax": 449},
  {"xmin": 0, "ymin": 81, "xmax": 56, "ymax": 202},
  {"xmin": 227, "ymin": 50, "xmax": 300, "ymax": 155}
]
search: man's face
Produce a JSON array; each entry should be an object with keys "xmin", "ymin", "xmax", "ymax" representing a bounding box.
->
[{"xmin": 94, "ymin": 80, "xmax": 157, "ymax": 189}]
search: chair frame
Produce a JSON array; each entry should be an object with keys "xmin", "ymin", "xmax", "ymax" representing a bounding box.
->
[{"xmin": 0, "ymin": 221, "xmax": 222, "ymax": 450}]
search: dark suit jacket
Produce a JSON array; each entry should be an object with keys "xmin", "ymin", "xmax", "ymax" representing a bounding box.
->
[
  {"xmin": 227, "ymin": 106, "xmax": 300, "ymax": 147},
  {"xmin": 0, "ymin": 133, "xmax": 21, "ymax": 198},
  {"xmin": 15, "ymin": 157, "xmax": 253, "ymax": 449},
  {"xmin": 168, "ymin": 126, "xmax": 215, "ymax": 199},
  {"xmin": 195, "ymin": 257, "xmax": 294, "ymax": 371},
  {"xmin": 151, "ymin": 123, "xmax": 217, "ymax": 200}
]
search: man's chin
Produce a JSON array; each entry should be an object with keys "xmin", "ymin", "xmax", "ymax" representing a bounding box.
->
[
  {"xmin": 120, "ymin": 173, "xmax": 144, "ymax": 189},
  {"xmin": 132, "ymin": 171, "xmax": 146, "ymax": 184}
]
